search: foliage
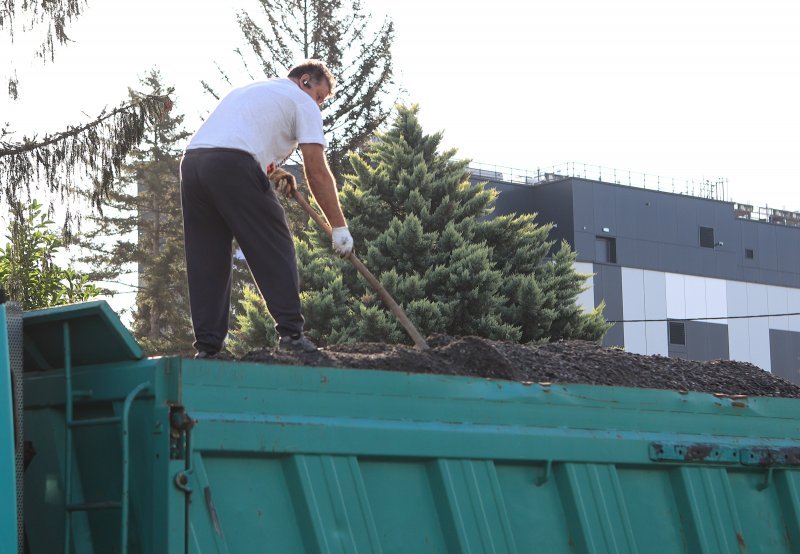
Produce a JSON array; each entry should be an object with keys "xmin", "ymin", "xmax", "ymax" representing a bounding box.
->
[
  {"xmin": 282, "ymin": 105, "xmax": 607, "ymax": 346},
  {"xmin": 0, "ymin": 199, "xmax": 99, "ymax": 309},
  {"xmin": 227, "ymin": 284, "xmax": 278, "ymax": 357},
  {"xmin": 203, "ymin": 0, "xmax": 395, "ymax": 180},
  {"xmin": 1, "ymin": 1, "xmax": 173, "ymax": 232},
  {"xmin": 0, "ymin": 90, "xmax": 174, "ymax": 235},
  {"xmin": 78, "ymin": 69, "xmax": 191, "ymax": 355},
  {"xmin": 1, "ymin": 0, "xmax": 87, "ymax": 63}
]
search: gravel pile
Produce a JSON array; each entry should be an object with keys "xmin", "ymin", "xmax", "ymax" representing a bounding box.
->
[{"xmin": 234, "ymin": 335, "xmax": 800, "ymax": 399}]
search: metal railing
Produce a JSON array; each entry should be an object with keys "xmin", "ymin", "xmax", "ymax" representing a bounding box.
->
[{"xmin": 468, "ymin": 161, "xmax": 800, "ymax": 228}]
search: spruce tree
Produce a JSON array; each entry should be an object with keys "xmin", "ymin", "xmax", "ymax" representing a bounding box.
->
[
  {"xmin": 79, "ymin": 69, "xmax": 192, "ymax": 354},
  {"xmin": 230, "ymin": 105, "xmax": 609, "ymax": 349},
  {"xmin": 301, "ymin": 105, "xmax": 607, "ymax": 345}
]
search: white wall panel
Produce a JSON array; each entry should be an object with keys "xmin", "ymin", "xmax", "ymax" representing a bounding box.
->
[
  {"xmin": 684, "ymin": 276, "xmax": 707, "ymax": 320},
  {"xmin": 748, "ymin": 318, "xmax": 771, "ymax": 371},
  {"xmin": 768, "ymin": 286, "xmax": 789, "ymax": 331},
  {"xmin": 643, "ymin": 271, "xmax": 667, "ymax": 321},
  {"xmin": 728, "ymin": 319, "xmax": 750, "ymax": 363},
  {"xmin": 789, "ymin": 289, "xmax": 800, "ymax": 332},
  {"xmin": 665, "ymin": 273, "xmax": 685, "ymax": 320},
  {"xmin": 645, "ymin": 321, "xmax": 669, "ymax": 356},
  {"xmin": 727, "ymin": 280, "xmax": 750, "ymax": 364},
  {"xmin": 621, "ymin": 268, "xmax": 645, "ymax": 320},
  {"xmin": 574, "ymin": 262, "xmax": 596, "ymax": 313},
  {"xmin": 704, "ymin": 278, "xmax": 727, "ymax": 325},
  {"xmin": 621, "ymin": 268, "xmax": 647, "ymax": 354},
  {"xmin": 624, "ymin": 323, "xmax": 648, "ymax": 355},
  {"xmin": 747, "ymin": 283, "xmax": 771, "ymax": 371},
  {"xmin": 726, "ymin": 280, "xmax": 748, "ymax": 317},
  {"xmin": 747, "ymin": 283, "xmax": 769, "ymax": 314}
]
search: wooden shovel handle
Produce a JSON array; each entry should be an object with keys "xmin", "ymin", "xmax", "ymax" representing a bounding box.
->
[{"xmin": 292, "ymin": 191, "xmax": 430, "ymax": 351}]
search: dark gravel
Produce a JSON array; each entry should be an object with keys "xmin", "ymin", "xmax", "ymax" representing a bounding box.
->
[{"xmin": 235, "ymin": 335, "xmax": 800, "ymax": 399}]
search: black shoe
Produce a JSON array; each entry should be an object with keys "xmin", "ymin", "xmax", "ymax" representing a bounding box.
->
[
  {"xmin": 194, "ymin": 350, "xmax": 235, "ymax": 360},
  {"xmin": 279, "ymin": 333, "xmax": 318, "ymax": 353}
]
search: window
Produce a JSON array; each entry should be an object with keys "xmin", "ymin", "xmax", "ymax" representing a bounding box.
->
[
  {"xmin": 668, "ymin": 321, "xmax": 686, "ymax": 345},
  {"xmin": 699, "ymin": 226, "xmax": 715, "ymax": 248},
  {"xmin": 595, "ymin": 237, "xmax": 617, "ymax": 263},
  {"xmin": 745, "ymin": 248, "xmax": 754, "ymax": 259}
]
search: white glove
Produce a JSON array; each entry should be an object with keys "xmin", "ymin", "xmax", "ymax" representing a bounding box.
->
[
  {"xmin": 331, "ymin": 226, "xmax": 354, "ymax": 257},
  {"xmin": 268, "ymin": 167, "xmax": 296, "ymax": 197}
]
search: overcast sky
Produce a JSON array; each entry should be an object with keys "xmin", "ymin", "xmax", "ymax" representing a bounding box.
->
[
  {"xmin": 3, "ymin": 0, "xmax": 799, "ymax": 207},
  {"xmin": 3, "ymin": 0, "xmax": 799, "ymax": 212}
]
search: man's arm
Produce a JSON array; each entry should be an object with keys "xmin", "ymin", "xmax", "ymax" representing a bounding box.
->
[{"xmin": 299, "ymin": 143, "xmax": 347, "ymax": 228}]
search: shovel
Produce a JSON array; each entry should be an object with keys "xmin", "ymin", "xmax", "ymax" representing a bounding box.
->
[{"xmin": 292, "ymin": 190, "xmax": 430, "ymax": 351}]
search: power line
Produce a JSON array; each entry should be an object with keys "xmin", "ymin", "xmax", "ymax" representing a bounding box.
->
[{"xmin": 608, "ymin": 312, "xmax": 800, "ymax": 324}]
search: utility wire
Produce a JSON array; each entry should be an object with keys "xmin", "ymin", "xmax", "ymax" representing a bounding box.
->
[{"xmin": 608, "ymin": 312, "xmax": 800, "ymax": 324}]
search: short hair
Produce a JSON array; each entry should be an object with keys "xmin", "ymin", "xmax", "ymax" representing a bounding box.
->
[{"xmin": 287, "ymin": 60, "xmax": 336, "ymax": 96}]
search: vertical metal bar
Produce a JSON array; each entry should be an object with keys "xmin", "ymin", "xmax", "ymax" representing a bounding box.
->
[
  {"xmin": 5, "ymin": 303, "xmax": 24, "ymax": 554},
  {"xmin": 120, "ymin": 382, "xmax": 150, "ymax": 554},
  {"xmin": 0, "ymin": 304, "xmax": 18, "ymax": 554},
  {"xmin": 62, "ymin": 322, "xmax": 72, "ymax": 554}
]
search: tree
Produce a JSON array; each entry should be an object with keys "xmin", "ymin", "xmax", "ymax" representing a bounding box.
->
[
  {"xmin": 1, "ymin": 0, "xmax": 88, "ymax": 98},
  {"xmin": 0, "ymin": 1, "xmax": 173, "ymax": 233},
  {"xmin": 231, "ymin": 105, "xmax": 609, "ymax": 348},
  {"xmin": 0, "ymin": 199, "xmax": 99, "ymax": 309},
  {"xmin": 78, "ymin": 69, "xmax": 192, "ymax": 354},
  {"xmin": 226, "ymin": 285, "xmax": 277, "ymax": 357},
  {"xmin": 204, "ymin": 0, "xmax": 395, "ymax": 180}
]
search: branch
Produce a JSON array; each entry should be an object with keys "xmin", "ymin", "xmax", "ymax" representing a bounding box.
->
[{"xmin": 0, "ymin": 88, "xmax": 174, "ymax": 232}]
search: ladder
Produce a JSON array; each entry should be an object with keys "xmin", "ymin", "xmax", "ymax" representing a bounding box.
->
[{"xmin": 61, "ymin": 321, "xmax": 150, "ymax": 554}]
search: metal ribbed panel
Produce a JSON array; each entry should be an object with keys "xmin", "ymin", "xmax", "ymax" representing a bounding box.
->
[{"xmin": 6, "ymin": 302, "xmax": 24, "ymax": 554}]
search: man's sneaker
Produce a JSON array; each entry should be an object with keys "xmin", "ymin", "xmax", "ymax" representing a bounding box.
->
[
  {"xmin": 279, "ymin": 333, "xmax": 318, "ymax": 353},
  {"xmin": 194, "ymin": 350, "xmax": 235, "ymax": 360}
]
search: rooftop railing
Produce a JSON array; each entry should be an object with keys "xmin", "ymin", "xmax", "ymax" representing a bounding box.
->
[{"xmin": 468, "ymin": 161, "xmax": 800, "ymax": 228}]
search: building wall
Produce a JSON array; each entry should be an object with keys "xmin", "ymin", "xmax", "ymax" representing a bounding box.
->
[
  {"xmin": 477, "ymin": 174, "xmax": 800, "ymax": 382},
  {"xmin": 574, "ymin": 263, "xmax": 800, "ymax": 379}
]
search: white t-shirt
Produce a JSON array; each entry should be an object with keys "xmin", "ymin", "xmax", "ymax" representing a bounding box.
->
[{"xmin": 186, "ymin": 78, "xmax": 327, "ymax": 172}]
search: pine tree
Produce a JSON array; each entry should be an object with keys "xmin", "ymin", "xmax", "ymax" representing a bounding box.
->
[
  {"xmin": 290, "ymin": 105, "xmax": 609, "ymax": 346},
  {"xmin": 1, "ymin": 1, "xmax": 173, "ymax": 231},
  {"xmin": 229, "ymin": 106, "xmax": 609, "ymax": 351},
  {"xmin": 79, "ymin": 69, "xmax": 192, "ymax": 354},
  {"xmin": 226, "ymin": 284, "xmax": 278, "ymax": 357},
  {"xmin": 203, "ymin": 0, "xmax": 395, "ymax": 180}
]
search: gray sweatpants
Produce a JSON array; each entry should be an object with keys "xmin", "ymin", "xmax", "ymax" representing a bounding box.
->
[{"xmin": 180, "ymin": 148, "xmax": 303, "ymax": 354}]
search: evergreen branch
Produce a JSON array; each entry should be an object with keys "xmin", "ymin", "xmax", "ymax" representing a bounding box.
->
[
  {"xmin": 0, "ymin": 89, "xmax": 174, "ymax": 230},
  {"xmin": 0, "ymin": 91, "xmax": 171, "ymax": 157},
  {"xmin": 2, "ymin": 0, "xmax": 88, "ymax": 66}
]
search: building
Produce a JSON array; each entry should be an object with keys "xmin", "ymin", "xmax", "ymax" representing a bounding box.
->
[{"xmin": 471, "ymin": 163, "xmax": 800, "ymax": 384}]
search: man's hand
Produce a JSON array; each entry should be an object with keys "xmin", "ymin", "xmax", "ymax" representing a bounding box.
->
[
  {"xmin": 268, "ymin": 167, "xmax": 297, "ymax": 197},
  {"xmin": 331, "ymin": 227, "xmax": 354, "ymax": 257}
]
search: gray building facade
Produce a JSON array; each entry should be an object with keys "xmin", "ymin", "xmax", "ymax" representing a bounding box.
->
[{"xmin": 474, "ymin": 173, "xmax": 800, "ymax": 384}]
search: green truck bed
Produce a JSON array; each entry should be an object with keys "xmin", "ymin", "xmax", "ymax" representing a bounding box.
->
[{"xmin": 7, "ymin": 301, "xmax": 800, "ymax": 553}]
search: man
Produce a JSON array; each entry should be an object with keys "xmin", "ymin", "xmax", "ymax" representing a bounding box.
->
[{"xmin": 180, "ymin": 59, "xmax": 353, "ymax": 358}]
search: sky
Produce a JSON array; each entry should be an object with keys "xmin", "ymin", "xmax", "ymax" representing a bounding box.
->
[{"xmin": 2, "ymin": 0, "xmax": 800, "ymax": 310}]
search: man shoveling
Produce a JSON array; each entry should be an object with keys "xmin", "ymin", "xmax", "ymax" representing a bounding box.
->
[{"xmin": 180, "ymin": 59, "xmax": 353, "ymax": 358}]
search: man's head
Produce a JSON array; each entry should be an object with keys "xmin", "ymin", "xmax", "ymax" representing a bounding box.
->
[{"xmin": 288, "ymin": 60, "xmax": 335, "ymax": 106}]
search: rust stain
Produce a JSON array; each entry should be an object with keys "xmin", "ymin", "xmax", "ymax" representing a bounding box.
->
[
  {"xmin": 685, "ymin": 444, "xmax": 714, "ymax": 461},
  {"xmin": 736, "ymin": 532, "xmax": 746, "ymax": 553}
]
